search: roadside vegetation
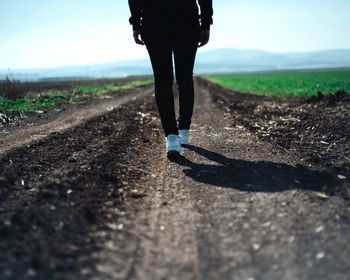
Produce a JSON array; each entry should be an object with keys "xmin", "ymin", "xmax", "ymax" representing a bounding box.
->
[
  {"xmin": 0, "ymin": 78, "xmax": 153, "ymax": 113},
  {"xmin": 205, "ymin": 69, "xmax": 350, "ymax": 98}
]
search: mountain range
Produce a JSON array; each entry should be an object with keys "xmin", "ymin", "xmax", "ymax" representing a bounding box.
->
[{"xmin": 1, "ymin": 48, "xmax": 350, "ymax": 81}]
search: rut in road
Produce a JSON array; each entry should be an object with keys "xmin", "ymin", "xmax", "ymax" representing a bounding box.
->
[{"xmin": 0, "ymin": 81, "xmax": 349, "ymax": 280}]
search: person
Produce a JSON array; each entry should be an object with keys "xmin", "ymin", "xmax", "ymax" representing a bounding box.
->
[{"xmin": 128, "ymin": 0, "xmax": 213, "ymax": 159}]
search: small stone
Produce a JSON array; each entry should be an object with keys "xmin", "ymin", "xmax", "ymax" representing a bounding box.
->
[
  {"xmin": 272, "ymin": 264, "xmax": 279, "ymax": 271},
  {"xmin": 263, "ymin": 221, "xmax": 271, "ymax": 228},
  {"xmin": 316, "ymin": 252, "xmax": 325, "ymax": 260},
  {"xmin": 160, "ymin": 225, "xmax": 165, "ymax": 231},
  {"xmin": 106, "ymin": 223, "xmax": 119, "ymax": 230},
  {"xmin": 314, "ymin": 192, "xmax": 328, "ymax": 199},
  {"xmin": 55, "ymin": 221, "xmax": 64, "ymax": 231},
  {"xmin": 253, "ymin": 244, "xmax": 260, "ymax": 250},
  {"xmin": 117, "ymin": 224, "xmax": 124, "ymax": 230},
  {"xmin": 80, "ymin": 268, "xmax": 91, "ymax": 275},
  {"xmin": 288, "ymin": 236, "xmax": 295, "ymax": 243},
  {"xmin": 315, "ymin": 225, "xmax": 324, "ymax": 233},
  {"xmin": 27, "ymin": 269, "xmax": 36, "ymax": 277},
  {"xmin": 243, "ymin": 223, "xmax": 249, "ymax": 229}
]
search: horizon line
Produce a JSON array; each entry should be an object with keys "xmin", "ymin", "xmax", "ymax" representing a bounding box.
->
[{"xmin": 1, "ymin": 47, "xmax": 350, "ymax": 72}]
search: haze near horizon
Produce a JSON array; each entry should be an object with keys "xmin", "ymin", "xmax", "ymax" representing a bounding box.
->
[{"xmin": 1, "ymin": 0, "xmax": 350, "ymax": 70}]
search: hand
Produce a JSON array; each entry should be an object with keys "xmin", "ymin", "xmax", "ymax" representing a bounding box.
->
[
  {"xmin": 133, "ymin": 30, "xmax": 144, "ymax": 45},
  {"xmin": 198, "ymin": 30, "xmax": 210, "ymax": 48}
]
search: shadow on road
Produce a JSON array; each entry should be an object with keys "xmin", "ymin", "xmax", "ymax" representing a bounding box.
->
[{"xmin": 176, "ymin": 145, "xmax": 342, "ymax": 194}]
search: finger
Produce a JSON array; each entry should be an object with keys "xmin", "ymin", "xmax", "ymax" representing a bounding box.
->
[
  {"xmin": 198, "ymin": 36, "xmax": 209, "ymax": 47},
  {"xmin": 134, "ymin": 35, "xmax": 145, "ymax": 45},
  {"xmin": 134, "ymin": 37, "xmax": 144, "ymax": 45},
  {"xmin": 198, "ymin": 41, "xmax": 206, "ymax": 48},
  {"xmin": 133, "ymin": 30, "xmax": 145, "ymax": 45},
  {"xmin": 136, "ymin": 39, "xmax": 145, "ymax": 45},
  {"xmin": 198, "ymin": 37, "xmax": 204, "ymax": 48},
  {"xmin": 198, "ymin": 30, "xmax": 209, "ymax": 47}
]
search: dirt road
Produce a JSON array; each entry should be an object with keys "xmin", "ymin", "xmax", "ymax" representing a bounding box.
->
[{"xmin": 0, "ymin": 80, "xmax": 349, "ymax": 280}]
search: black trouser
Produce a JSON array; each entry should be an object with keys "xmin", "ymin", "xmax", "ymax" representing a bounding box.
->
[{"xmin": 142, "ymin": 22, "xmax": 200, "ymax": 136}]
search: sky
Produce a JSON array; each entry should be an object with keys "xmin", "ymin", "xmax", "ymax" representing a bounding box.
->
[{"xmin": 0, "ymin": 0, "xmax": 349, "ymax": 69}]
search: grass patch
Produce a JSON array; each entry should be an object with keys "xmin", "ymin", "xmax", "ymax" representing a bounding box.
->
[
  {"xmin": 205, "ymin": 69, "xmax": 350, "ymax": 98},
  {"xmin": 73, "ymin": 80, "xmax": 154, "ymax": 96},
  {"xmin": 0, "ymin": 79, "xmax": 153, "ymax": 113}
]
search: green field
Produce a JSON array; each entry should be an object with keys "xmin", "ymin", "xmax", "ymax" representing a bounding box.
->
[
  {"xmin": 205, "ymin": 69, "xmax": 350, "ymax": 98},
  {"xmin": 0, "ymin": 79, "xmax": 153, "ymax": 113}
]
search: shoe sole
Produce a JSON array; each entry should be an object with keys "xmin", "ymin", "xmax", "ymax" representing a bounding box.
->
[{"xmin": 167, "ymin": 150, "xmax": 181, "ymax": 160}]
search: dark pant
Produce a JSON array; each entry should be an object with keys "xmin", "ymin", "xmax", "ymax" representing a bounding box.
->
[{"xmin": 142, "ymin": 23, "xmax": 200, "ymax": 136}]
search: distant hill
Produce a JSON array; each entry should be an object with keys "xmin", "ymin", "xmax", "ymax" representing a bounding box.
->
[
  {"xmin": 1, "ymin": 48, "xmax": 350, "ymax": 82},
  {"xmin": 194, "ymin": 48, "xmax": 350, "ymax": 73}
]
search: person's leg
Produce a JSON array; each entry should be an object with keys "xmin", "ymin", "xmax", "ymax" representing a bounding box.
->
[
  {"xmin": 173, "ymin": 25, "xmax": 200, "ymax": 130},
  {"xmin": 143, "ymin": 33, "xmax": 178, "ymax": 136}
]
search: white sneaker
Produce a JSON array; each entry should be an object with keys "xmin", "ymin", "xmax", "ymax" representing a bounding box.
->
[
  {"xmin": 165, "ymin": 134, "xmax": 182, "ymax": 159},
  {"xmin": 179, "ymin": 129, "xmax": 190, "ymax": 145}
]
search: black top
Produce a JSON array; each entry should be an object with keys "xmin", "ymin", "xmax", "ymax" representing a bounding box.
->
[{"xmin": 128, "ymin": 0, "xmax": 213, "ymax": 30}]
